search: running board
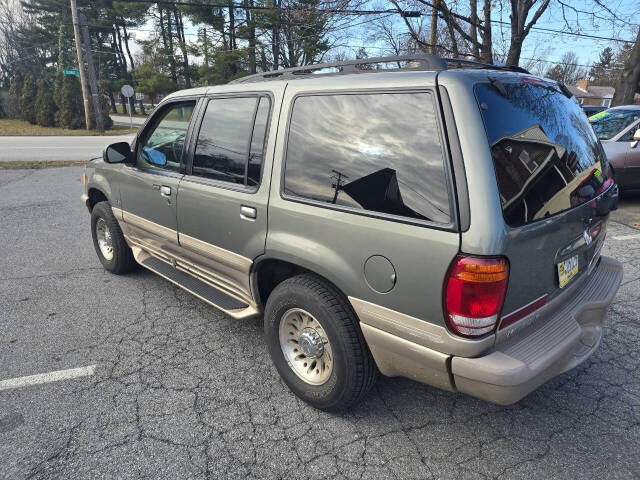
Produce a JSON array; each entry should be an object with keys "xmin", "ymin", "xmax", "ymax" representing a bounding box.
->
[{"xmin": 132, "ymin": 247, "xmax": 259, "ymax": 319}]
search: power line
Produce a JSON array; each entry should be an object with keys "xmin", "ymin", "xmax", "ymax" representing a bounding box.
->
[{"xmin": 118, "ymin": 0, "xmax": 421, "ymax": 17}]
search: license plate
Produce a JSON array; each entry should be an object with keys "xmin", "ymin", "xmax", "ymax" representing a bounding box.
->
[{"xmin": 558, "ymin": 255, "xmax": 579, "ymax": 288}]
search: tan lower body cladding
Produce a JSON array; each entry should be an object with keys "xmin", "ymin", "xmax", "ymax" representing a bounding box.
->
[{"xmin": 112, "ymin": 207, "xmax": 258, "ymax": 318}]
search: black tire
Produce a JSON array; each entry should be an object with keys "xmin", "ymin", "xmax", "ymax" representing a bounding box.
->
[
  {"xmin": 264, "ymin": 273, "xmax": 377, "ymax": 411},
  {"xmin": 90, "ymin": 201, "xmax": 136, "ymax": 274}
]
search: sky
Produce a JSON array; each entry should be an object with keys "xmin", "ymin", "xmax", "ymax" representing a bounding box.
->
[{"xmin": 124, "ymin": 0, "xmax": 639, "ymax": 74}]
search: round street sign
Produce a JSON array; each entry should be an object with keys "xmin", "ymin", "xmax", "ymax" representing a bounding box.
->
[{"xmin": 120, "ymin": 84, "xmax": 134, "ymax": 98}]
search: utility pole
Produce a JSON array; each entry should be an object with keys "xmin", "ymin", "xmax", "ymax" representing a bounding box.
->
[
  {"xmin": 70, "ymin": 0, "xmax": 93, "ymax": 129},
  {"xmin": 330, "ymin": 169, "xmax": 349, "ymax": 204},
  {"xmin": 272, "ymin": 0, "xmax": 281, "ymax": 70},
  {"xmin": 201, "ymin": 27, "xmax": 209, "ymax": 68},
  {"xmin": 79, "ymin": 13, "xmax": 104, "ymax": 133}
]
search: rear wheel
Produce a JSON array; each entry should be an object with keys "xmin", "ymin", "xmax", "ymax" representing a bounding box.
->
[
  {"xmin": 90, "ymin": 201, "xmax": 136, "ymax": 274},
  {"xmin": 264, "ymin": 274, "xmax": 377, "ymax": 411}
]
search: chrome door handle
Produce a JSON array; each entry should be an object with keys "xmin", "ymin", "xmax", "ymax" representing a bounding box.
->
[
  {"xmin": 160, "ymin": 186, "xmax": 171, "ymax": 197},
  {"xmin": 240, "ymin": 205, "xmax": 257, "ymax": 220}
]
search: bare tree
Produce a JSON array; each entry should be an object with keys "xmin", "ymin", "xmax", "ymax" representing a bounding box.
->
[
  {"xmin": 544, "ymin": 51, "xmax": 587, "ymax": 85},
  {"xmin": 612, "ymin": 28, "xmax": 640, "ymax": 106},
  {"xmin": 505, "ymin": 0, "xmax": 551, "ymax": 66}
]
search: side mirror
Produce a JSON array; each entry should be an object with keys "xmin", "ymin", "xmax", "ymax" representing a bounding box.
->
[
  {"xmin": 103, "ymin": 142, "xmax": 132, "ymax": 164},
  {"xmin": 631, "ymin": 129, "xmax": 640, "ymax": 149}
]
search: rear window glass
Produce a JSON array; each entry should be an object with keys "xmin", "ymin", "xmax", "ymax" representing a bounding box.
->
[
  {"xmin": 476, "ymin": 79, "xmax": 609, "ymax": 228},
  {"xmin": 284, "ymin": 92, "xmax": 450, "ymax": 224},
  {"xmin": 590, "ymin": 109, "xmax": 640, "ymax": 140}
]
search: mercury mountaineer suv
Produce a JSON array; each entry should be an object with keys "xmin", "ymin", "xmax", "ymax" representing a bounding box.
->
[{"xmin": 82, "ymin": 54, "xmax": 622, "ymax": 411}]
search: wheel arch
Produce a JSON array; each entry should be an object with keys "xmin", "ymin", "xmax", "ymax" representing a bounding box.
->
[
  {"xmin": 251, "ymin": 256, "xmax": 352, "ymax": 310},
  {"xmin": 87, "ymin": 187, "xmax": 109, "ymax": 211},
  {"xmin": 86, "ymin": 170, "xmax": 115, "ymax": 211}
]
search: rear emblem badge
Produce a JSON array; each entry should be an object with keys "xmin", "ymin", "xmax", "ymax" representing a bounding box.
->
[{"xmin": 584, "ymin": 229, "xmax": 592, "ymax": 246}]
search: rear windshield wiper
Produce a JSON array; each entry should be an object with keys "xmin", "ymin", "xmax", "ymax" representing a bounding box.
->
[
  {"xmin": 487, "ymin": 75, "xmax": 508, "ymax": 97},
  {"xmin": 557, "ymin": 83, "xmax": 574, "ymax": 99}
]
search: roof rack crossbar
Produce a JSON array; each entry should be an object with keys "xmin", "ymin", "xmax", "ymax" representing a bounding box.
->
[
  {"xmin": 229, "ymin": 54, "xmax": 530, "ymax": 84},
  {"xmin": 230, "ymin": 54, "xmax": 448, "ymax": 84}
]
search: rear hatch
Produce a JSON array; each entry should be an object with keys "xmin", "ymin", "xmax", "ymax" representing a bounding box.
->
[{"xmin": 474, "ymin": 75, "xmax": 617, "ymax": 329}]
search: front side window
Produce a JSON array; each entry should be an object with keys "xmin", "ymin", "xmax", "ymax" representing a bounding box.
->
[
  {"xmin": 137, "ymin": 102, "xmax": 195, "ymax": 171},
  {"xmin": 283, "ymin": 92, "xmax": 450, "ymax": 224},
  {"xmin": 193, "ymin": 96, "xmax": 270, "ymax": 187}
]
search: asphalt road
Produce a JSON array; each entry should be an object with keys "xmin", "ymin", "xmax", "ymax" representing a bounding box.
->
[
  {"xmin": 0, "ymin": 135, "xmax": 135, "ymax": 162},
  {"xmin": 1, "ymin": 167, "xmax": 639, "ymax": 479}
]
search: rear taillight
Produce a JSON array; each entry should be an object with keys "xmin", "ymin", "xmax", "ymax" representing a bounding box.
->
[{"xmin": 443, "ymin": 255, "xmax": 509, "ymax": 338}]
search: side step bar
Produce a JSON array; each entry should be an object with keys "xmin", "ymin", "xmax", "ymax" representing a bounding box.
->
[{"xmin": 132, "ymin": 247, "xmax": 259, "ymax": 319}]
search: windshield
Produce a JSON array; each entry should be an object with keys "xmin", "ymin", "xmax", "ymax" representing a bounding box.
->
[
  {"xmin": 590, "ymin": 109, "xmax": 640, "ymax": 140},
  {"xmin": 476, "ymin": 78, "xmax": 610, "ymax": 228}
]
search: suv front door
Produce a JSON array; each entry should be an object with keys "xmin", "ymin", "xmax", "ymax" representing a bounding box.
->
[
  {"xmin": 118, "ymin": 100, "xmax": 197, "ymax": 258},
  {"xmin": 176, "ymin": 92, "xmax": 280, "ymax": 305}
]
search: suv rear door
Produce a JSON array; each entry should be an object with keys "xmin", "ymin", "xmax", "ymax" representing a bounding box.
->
[
  {"xmin": 176, "ymin": 88, "xmax": 282, "ymax": 303},
  {"xmin": 266, "ymin": 75, "xmax": 461, "ymax": 331}
]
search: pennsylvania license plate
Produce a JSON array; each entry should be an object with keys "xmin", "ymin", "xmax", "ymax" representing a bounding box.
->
[{"xmin": 558, "ymin": 255, "xmax": 579, "ymax": 288}]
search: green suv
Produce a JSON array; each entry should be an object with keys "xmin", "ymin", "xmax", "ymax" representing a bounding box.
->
[{"xmin": 82, "ymin": 55, "xmax": 622, "ymax": 411}]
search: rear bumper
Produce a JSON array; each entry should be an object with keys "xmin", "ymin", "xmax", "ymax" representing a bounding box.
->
[
  {"xmin": 356, "ymin": 255, "xmax": 622, "ymax": 405},
  {"xmin": 452, "ymin": 255, "xmax": 622, "ymax": 404}
]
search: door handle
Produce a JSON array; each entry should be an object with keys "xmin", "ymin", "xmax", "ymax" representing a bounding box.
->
[
  {"xmin": 240, "ymin": 205, "xmax": 257, "ymax": 220},
  {"xmin": 160, "ymin": 186, "xmax": 171, "ymax": 197}
]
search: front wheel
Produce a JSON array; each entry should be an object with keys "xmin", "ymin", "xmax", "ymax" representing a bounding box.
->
[
  {"xmin": 264, "ymin": 274, "xmax": 377, "ymax": 411},
  {"xmin": 90, "ymin": 201, "xmax": 136, "ymax": 274}
]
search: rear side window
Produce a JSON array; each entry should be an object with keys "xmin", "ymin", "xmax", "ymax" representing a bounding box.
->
[
  {"xmin": 193, "ymin": 96, "xmax": 270, "ymax": 187},
  {"xmin": 476, "ymin": 79, "xmax": 610, "ymax": 228},
  {"xmin": 283, "ymin": 92, "xmax": 450, "ymax": 224}
]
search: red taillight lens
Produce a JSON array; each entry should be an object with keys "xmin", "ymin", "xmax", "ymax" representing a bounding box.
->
[{"xmin": 443, "ymin": 255, "xmax": 509, "ymax": 338}]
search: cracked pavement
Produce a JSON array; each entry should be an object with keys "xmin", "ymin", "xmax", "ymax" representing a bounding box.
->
[{"xmin": 1, "ymin": 166, "xmax": 640, "ymax": 479}]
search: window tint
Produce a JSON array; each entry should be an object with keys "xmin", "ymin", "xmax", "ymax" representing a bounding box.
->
[
  {"xmin": 475, "ymin": 80, "xmax": 609, "ymax": 228},
  {"xmin": 247, "ymin": 97, "xmax": 270, "ymax": 187},
  {"xmin": 619, "ymin": 121, "xmax": 640, "ymax": 142},
  {"xmin": 284, "ymin": 93, "xmax": 450, "ymax": 224},
  {"xmin": 591, "ymin": 109, "xmax": 640, "ymax": 140},
  {"xmin": 138, "ymin": 102, "xmax": 195, "ymax": 171},
  {"xmin": 193, "ymin": 97, "xmax": 257, "ymax": 185}
]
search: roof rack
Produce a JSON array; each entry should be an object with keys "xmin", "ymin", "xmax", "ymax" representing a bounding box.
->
[
  {"xmin": 229, "ymin": 54, "xmax": 529, "ymax": 84},
  {"xmin": 442, "ymin": 57, "xmax": 530, "ymax": 74}
]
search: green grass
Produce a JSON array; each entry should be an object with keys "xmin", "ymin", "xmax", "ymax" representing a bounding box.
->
[
  {"xmin": 0, "ymin": 160, "xmax": 88, "ymax": 169},
  {"xmin": 0, "ymin": 119, "xmax": 137, "ymax": 136}
]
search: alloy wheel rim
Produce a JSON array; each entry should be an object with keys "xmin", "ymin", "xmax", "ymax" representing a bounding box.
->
[
  {"xmin": 95, "ymin": 218, "xmax": 114, "ymax": 261},
  {"xmin": 278, "ymin": 308, "xmax": 333, "ymax": 385}
]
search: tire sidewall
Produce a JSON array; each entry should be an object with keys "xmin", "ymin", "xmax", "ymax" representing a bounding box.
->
[
  {"xmin": 91, "ymin": 203, "xmax": 118, "ymax": 271},
  {"xmin": 264, "ymin": 281, "xmax": 355, "ymax": 410}
]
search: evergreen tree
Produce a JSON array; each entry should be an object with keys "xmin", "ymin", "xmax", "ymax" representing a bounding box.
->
[
  {"xmin": 5, "ymin": 73, "xmax": 23, "ymax": 119},
  {"xmin": 589, "ymin": 48, "xmax": 616, "ymax": 86},
  {"xmin": 21, "ymin": 74, "xmax": 36, "ymax": 124},
  {"xmin": 101, "ymin": 93, "xmax": 113, "ymax": 130},
  {"xmin": 35, "ymin": 78, "xmax": 56, "ymax": 126},
  {"xmin": 55, "ymin": 73, "xmax": 84, "ymax": 129}
]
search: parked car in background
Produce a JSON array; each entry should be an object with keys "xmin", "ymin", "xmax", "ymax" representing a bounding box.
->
[
  {"xmin": 591, "ymin": 106, "xmax": 640, "ymax": 193},
  {"xmin": 582, "ymin": 105, "xmax": 606, "ymax": 116},
  {"xmin": 82, "ymin": 55, "xmax": 622, "ymax": 410}
]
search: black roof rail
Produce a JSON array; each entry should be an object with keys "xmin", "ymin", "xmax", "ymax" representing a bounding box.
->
[
  {"xmin": 229, "ymin": 54, "xmax": 447, "ymax": 84},
  {"xmin": 442, "ymin": 57, "xmax": 530, "ymax": 74},
  {"xmin": 229, "ymin": 54, "xmax": 529, "ymax": 84}
]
